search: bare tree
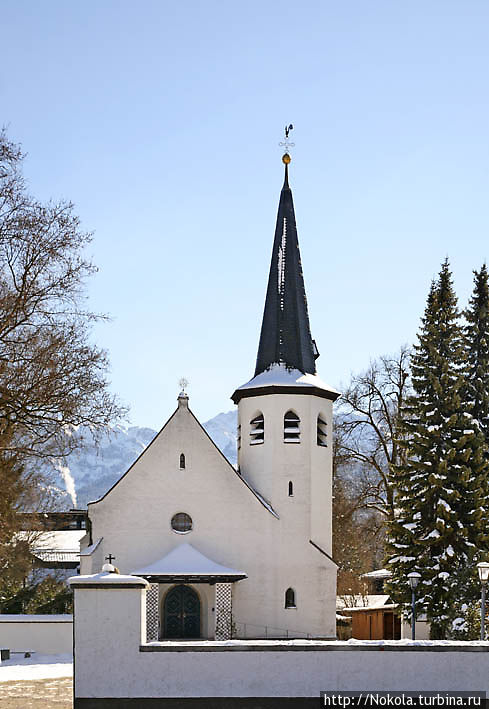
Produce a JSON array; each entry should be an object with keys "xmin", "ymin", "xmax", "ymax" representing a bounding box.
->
[
  {"xmin": 0, "ymin": 129, "xmax": 126, "ymax": 600},
  {"xmin": 334, "ymin": 347, "xmax": 411, "ymax": 521},
  {"xmin": 0, "ymin": 129, "xmax": 126, "ymax": 463},
  {"xmin": 332, "ymin": 425, "xmax": 385, "ymax": 598}
]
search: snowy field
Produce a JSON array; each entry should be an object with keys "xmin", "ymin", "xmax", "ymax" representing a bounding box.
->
[
  {"xmin": 0, "ymin": 653, "xmax": 72, "ymax": 682},
  {"xmin": 0, "ymin": 655, "xmax": 73, "ymax": 708}
]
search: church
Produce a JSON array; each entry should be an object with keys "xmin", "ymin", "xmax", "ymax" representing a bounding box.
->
[{"xmin": 79, "ymin": 147, "xmax": 340, "ymax": 641}]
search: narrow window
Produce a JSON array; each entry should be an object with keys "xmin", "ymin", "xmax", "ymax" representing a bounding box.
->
[
  {"xmin": 179, "ymin": 453, "xmax": 186, "ymax": 469},
  {"xmin": 285, "ymin": 588, "xmax": 296, "ymax": 608},
  {"xmin": 237, "ymin": 423, "xmax": 241, "ymax": 451},
  {"xmin": 317, "ymin": 415, "xmax": 328, "ymax": 447},
  {"xmin": 250, "ymin": 413, "xmax": 264, "ymax": 445},
  {"xmin": 284, "ymin": 411, "xmax": 300, "ymax": 443},
  {"xmin": 288, "ymin": 481, "xmax": 294, "ymax": 497}
]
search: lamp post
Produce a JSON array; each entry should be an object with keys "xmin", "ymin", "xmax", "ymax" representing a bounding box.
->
[
  {"xmin": 476, "ymin": 562, "xmax": 489, "ymax": 641},
  {"xmin": 407, "ymin": 571, "xmax": 421, "ymax": 641}
]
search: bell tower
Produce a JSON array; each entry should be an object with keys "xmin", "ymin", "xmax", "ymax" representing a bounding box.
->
[{"xmin": 231, "ymin": 136, "xmax": 339, "ymax": 555}]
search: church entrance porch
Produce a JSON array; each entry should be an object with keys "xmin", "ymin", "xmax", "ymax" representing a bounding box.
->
[
  {"xmin": 131, "ymin": 543, "xmax": 247, "ymax": 641},
  {"xmin": 163, "ymin": 584, "xmax": 200, "ymax": 638}
]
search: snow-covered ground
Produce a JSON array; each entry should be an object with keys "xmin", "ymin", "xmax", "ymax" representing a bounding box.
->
[{"xmin": 0, "ymin": 653, "xmax": 72, "ymax": 681}]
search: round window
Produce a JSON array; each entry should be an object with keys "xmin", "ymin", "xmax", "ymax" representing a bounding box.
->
[{"xmin": 171, "ymin": 512, "xmax": 193, "ymax": 534}]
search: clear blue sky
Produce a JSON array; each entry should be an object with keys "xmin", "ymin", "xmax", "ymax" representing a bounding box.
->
[{"xmin": 3, "ymin": 1, "xmax": 489, "ymax": 429}]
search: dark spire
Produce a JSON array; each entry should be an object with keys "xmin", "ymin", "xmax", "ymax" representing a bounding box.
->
[{"xmin": 254, "ymin": 156, "xmax": 317, "ymax": 376}]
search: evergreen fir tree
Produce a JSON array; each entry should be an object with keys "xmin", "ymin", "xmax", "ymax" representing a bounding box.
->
[
  {"xmin": 463, "ymin": 265, "xmax": 489, "ymax": 444},
  {"xmin": 462, "ymin": 265, "xmax": 489, "ymax": 557},
  {"xmin": 386, "ymin": 260, "xmax": 488, "ymax": 639}
]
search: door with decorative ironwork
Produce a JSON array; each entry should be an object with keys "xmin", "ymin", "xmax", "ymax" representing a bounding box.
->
[{"xmin": 163, "ymin": 585, "xmax": 201, "ymax": 638}]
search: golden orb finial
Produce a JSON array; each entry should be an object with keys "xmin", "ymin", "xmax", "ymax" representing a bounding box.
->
[{"xmin": 279, "ymin": 124, "xmax": 294, "ymax": 164}]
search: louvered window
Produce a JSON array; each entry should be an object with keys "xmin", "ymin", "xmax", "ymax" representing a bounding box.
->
[
  {"xmin": 179, "ymin": 453, "xmax": 186, "ymax": 469},
  {"xmin": 284, "ymin": 411, "xmax": 300, "ymax": 443},
  {"xmin": 317, "ymin": 415, "xmax": 328, "ymax": 447},
  {"xmin": 237, "ymin": 424, "xmax": 241, "ymax": 451},
  {"xmin": 250, "ymin": 413, "xmax": 264, "ymax": 445},
  {"xmin": 285, "ymin": 587, "xmax": 296, "ymax": 608}
]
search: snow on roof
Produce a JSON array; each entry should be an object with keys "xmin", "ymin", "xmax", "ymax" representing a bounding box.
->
[
  {"xmin": 80, "ymin": 537, "xmax": 102, "ymax": 557},
  {"xmin": 145, "ymin": 638, "xmax": 489, "ymax": 648},
  {"xmin": 32, "ymin": 550, "xmax": 80, "ymax": 563},
  {"xmin": 68, "ymin": 571, "xmax": 149, "ymax": 587},
  {"xmin": 0, "ymin": 615, "xmax": 72, "ymax": 622},
  {"xmin": 18, "ymin": 530, "xmax": 86, "ymax": 551},
  {"xmin": 15, "ymin": 530, "xmax": 86, "ymax": 564},
  {"xmin": 337, "ymin": 595, "xmax": 393, "ymax": 611},
  {"xmin": 131, "ymin": 543, "xmax": 247, "ymax": 579},
  {"xmin": 236, "ymin": 363, "xmax": 340, "ymax": 396},
  {"xmin": 361, "ymin": 568, "xmax": 392, "ymax": 579}
]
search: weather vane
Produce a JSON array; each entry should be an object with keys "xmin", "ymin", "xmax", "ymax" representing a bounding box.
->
[
  {"xmin": 179, "ymin": 377, "xmax": 189, "ymax": 395},
  {"xmin": 279, "ymin": 124, "xmax": 295, "ymax": 161}
]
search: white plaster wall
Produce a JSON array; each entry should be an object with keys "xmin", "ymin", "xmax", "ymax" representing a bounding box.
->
[
  {"xmin": 238, "ymin": 392, "xmax": 333, "ymax": 555},
  {"xmin": 73, "ymin": 583, "xmax": 489, "ymax": 699},
  {"xmin": 401, "ymin": 618, "xmax": 431, "ymax": 640},
  {"xmin": 87, "ymin": 399, "xmax": 337, "ymax": 638},
  {"xmin": 0, "ymin": 615, "xmax": 73, "ymax": 654}
]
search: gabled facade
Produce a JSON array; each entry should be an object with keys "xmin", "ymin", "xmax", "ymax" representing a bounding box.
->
[{"xmin": 80, "ymin": 152, "xmax": 339, "ymax": 640}]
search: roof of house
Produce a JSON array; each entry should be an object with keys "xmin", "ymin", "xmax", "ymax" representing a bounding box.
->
[
  {"xmin": 361, "ymin": 568, "xmax": 392, "ymax": 579},
  {"xmin": 337, "ymin": 595, "xmax": 394, "ymax": 611},
  {"xmin": 17, "ymin": 529, "xmax": 86, "ymax": 563}
]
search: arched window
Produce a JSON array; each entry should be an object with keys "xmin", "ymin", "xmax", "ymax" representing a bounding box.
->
[
  {"xmin": 179, "ymin": 453, "xmax": 186, "ymax": 469},
  {"xmin": 317, "ymin": 415, "xmax": 328, "ymax": 447},
  {"xmin": 285, "ymin": 588, "xmax": 296, "ymax": 608},
  {"xmin": 250, "ymin": 413, "xmax": 264, "ymax": 444},
  {"xmin": 288, "ymin": 481, "xmax": 294, "ymax": 497},
  {"xmin": 284, "ymin": 411, "xmax": 300, "ymax": 443}
]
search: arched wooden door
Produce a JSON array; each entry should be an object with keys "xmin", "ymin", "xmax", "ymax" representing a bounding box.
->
[{"xmin": 163, "ymin": 585, "xmax": 201, "ymax": 638}]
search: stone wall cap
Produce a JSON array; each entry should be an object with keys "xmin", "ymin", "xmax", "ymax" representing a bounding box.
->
[
  {"xmin": 140, "ymin": 639, "xmax": 489, "ymax": 653},
  {"xmin": 68, "ymin": 571, "xmax": 149, "ymax": 588}
]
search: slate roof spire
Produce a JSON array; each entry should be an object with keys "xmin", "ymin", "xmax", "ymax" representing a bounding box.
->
[{"xmin": 254, "ymin": 150, "xmax": 317, "ymax": 377}]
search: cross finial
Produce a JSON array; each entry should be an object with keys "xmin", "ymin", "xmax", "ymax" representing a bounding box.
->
[
  {"xmin": 105, "ymin": 554, "xmax": 116, "ymax": 564},
  {"xmin": 179, "ymin": 377, "xmax": 188, "ymax": 394},
  {"xmin": 279, "ymin": 124, "xmax": 294, "ymax": 163}
]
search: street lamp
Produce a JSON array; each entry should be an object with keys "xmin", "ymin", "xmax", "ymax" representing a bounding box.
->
[
  {"xmin": 476, "ymin": 562, "xmax": 489, "ymax": 641},
  {"xmin": 407, "ymin": 571, "xmax": 421, "ymax": 641}
]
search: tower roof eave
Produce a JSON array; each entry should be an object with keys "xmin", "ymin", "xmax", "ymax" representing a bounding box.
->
[{"xmin": 231, "ymin": 363, "xmax": 340, "ymax": 404}]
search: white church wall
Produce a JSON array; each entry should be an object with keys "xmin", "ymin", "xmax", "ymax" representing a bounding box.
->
[
  {"xmin": 86, "ymin": 398, "xmax": 337, "ymax": 638},
  {"xmin": 71, "ymin": 578, "xmax": 489, "ymax": 703},
  {"xmin": 238, "ymin": 391, "xmax": 334, "ymax": 555},
  {"xmin": 0, "ymin": 614, "xmax": 73, "ymax": 654}
]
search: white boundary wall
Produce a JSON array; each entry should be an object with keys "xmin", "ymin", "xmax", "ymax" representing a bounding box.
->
[
  {"xmin": 0, "ymin": 615, "xmax": 73, "ymax": 655},
  {"xmin": 70, "ymin": 573, "xmax": 489, "ymax": 702}
]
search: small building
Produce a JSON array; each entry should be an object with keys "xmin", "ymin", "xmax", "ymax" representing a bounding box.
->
[{"xmin": 348, "ymin": 597, "xmax": 400, "ymax": 640}]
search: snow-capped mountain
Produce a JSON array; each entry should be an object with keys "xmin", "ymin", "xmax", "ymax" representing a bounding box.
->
[{"xmin": 60, "ymin": 410, "xmax": 238, "ymax": 509}]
